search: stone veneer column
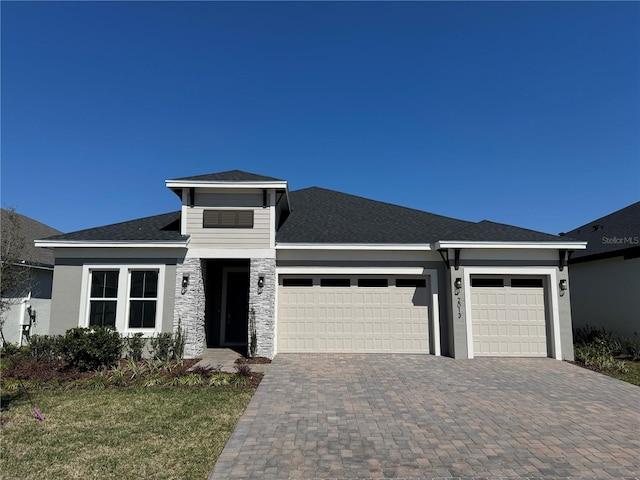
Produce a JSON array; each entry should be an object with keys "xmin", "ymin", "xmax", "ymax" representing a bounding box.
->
[
  {"xmin": 174, "ymin": 258, "xmax": 206, "ymax": 358},
  {"xmin": 249, "ymin": 258, "xmax": 276, "ymax": 358}
]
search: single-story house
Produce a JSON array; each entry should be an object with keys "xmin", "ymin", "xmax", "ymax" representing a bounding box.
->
[
  {"xmin": 1, "ymin": 209, "xmax": 62, "ymax": 345},
  {"xmin": 36, "ymin": 170, "xmax": 586, "ymax": 360},
  {"xmin": 563, "ymin": 201, "xmax": 639, "ymax": 338}
]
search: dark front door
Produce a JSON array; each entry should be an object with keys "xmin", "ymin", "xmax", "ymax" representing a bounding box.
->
[{"xmin": 223, "ymin": 270, "xmax": 249, "ymax": 345}]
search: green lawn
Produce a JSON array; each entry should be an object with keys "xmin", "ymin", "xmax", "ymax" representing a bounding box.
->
[
  {"xmin": 1, "ymin": 387, "xmax": 253, "ymax": 480},
  {"xmin": 603, "ymin": 360, "xmax": 640, "ymax": 386}
]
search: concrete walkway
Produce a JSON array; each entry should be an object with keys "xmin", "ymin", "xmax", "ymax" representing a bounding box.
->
[
  {"xmin": 210, "ymin": 354, "xmax": 640, "ymax": 480},
  {"xmin": 193, "ymin": 348, "xmax": 272, "ymax": 373}
]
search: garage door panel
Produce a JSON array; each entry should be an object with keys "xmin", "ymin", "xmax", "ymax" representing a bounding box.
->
[
  {"xmin": 472, "ymin": 277, "xmax": 547, "ymax": 357},
  {"xmin": 278, "ymin": 277, "xmax": 430, "ymax": 353}
]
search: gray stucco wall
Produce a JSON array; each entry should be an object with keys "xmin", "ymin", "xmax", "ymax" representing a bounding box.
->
[
  {"xmin": 448, "ymin": 269, "xmax": 468, "ymax": 359},
  {"xmin": 569, "ymin": 257, "xmax": 639, "ymax": 338},
  {"xmin": 557, "ymin": 268, "xmax": 574, "ymax": 361},
  {"xmin": 48, "ymin": 258, "xmax": 178, "ymax": 338},
  {"xmin": 49, "ymin": 264, "xmax": 84, "ymax": 335}
]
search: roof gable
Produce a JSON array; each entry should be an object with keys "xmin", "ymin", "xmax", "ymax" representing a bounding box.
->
[{"xmin": 170, "ymin": 170, "xmax": 284, "ymax": 182}]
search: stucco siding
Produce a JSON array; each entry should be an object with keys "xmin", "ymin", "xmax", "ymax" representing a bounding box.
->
[
  {"xmin": 49, "ymin": 264, "xmax": 84, "ymax": 335},
  {"xmin": 186, "ymin": 207, "xmax": 271, "ymax": 249},
  {"xmin": 49, "ymin": 259, "xmax": 178, "ymax": 337},
  {"xmin": 569, "ymin": 256, "xmax": 640, "ymax": 338}
]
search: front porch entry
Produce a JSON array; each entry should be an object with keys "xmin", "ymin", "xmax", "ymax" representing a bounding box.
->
[{"xmin": 204, "ymin": 259, "xmax": 249, "ymax": 351}]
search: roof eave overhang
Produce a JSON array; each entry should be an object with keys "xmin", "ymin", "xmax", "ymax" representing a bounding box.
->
[
  {"xmin": 34, "ymin": 240, "xmax": 189, "ymax": 249},
  {"xmin": 165, "ymin": 180, "xmax": 289, "ymax": 190},
  {"xmin": 435, "ymin": 241, "xmax": 587, "ymax": 250},
  {"xmin": 276, "ymin": 243, "xmax": 432, "ymax": 251}
]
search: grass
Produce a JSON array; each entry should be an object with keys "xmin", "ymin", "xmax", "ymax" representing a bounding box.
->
[
  {"xmin": 598, "ymin": 360, "xmax": 640, "ymax": 386},
  {"xmin": 1, "ymin": 387, "xmax": 254, "ymax": 480}
]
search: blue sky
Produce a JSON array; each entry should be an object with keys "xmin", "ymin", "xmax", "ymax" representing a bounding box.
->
[{"xmin": 2, "ymin": 1, "xmax": 638, "ymax": 237}]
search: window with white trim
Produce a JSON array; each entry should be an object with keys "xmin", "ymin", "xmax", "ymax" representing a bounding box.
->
[
  {"xmin": 89, "ymin": 270, "xmax": 119, "ymax": 327},
  {"xmin": 128, "ymin": 270, "xmax": 158, "ymax": 329},
  {"xmin": 81, "ymin": 265, "xmax": 165, "ymax": 334}
]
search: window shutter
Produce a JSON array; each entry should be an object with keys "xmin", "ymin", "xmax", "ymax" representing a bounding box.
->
[{"xmin": 202, "ymin": 210, "xmax": 254, "ymax": 228}]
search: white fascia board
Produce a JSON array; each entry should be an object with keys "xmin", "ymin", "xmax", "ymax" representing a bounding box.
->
[
  {"xmin": 34, "ymin": 240, "xmax": 188, "ymax": 249},
  {"xmin": 435, "ymin": 241, "xmax": 587, "ymax": 250},
  {"xmin": 165, "ymin": 180, "xmax": 288, "ymax": 190},
  {"xmin": 276, "ymin": 243, "xmax": 433, "ymax": 251}
]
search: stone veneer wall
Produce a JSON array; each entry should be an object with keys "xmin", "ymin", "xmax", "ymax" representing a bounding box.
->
[
  {"xmin": 249, "ymin": 258, "xmax": 276, "ymax": 358},
  {"xmin": 174, "ymin": 258, "xmax": 206, "ymax": 358}
]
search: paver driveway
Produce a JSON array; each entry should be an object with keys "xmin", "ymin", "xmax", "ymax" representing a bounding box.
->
[{"xmin": 210, "ymin": 355, "xmax": 639, "ymax": 480}]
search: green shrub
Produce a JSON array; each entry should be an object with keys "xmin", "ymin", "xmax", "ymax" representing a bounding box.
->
[
  {"xmin": 149, "ymin": 326, "xmax": 185, "ymax": 362},
  {"xmin": 28, "ymin": 335, "xmax": 63, "ymax": 362},
  {"xmin": 0, "ymin": 343, "xmax": 21, "ymax": 358},
  {"xmin": 150, "ymin": 333, "xmax": 173, "ymax": 361},
  {"xmin": 125, "ymin": 333, "xmax": 145, "ymax": 361},
  {"xmin": 60, "ymin": 327, "xmax": 123, "ymax": 371}
]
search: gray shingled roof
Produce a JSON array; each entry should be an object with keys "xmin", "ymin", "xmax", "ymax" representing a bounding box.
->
[
  {"xmin": 444, "ymin": 220, "xmax": 570, "ymax": 243},
  {"xmin": 565, "ymin": 201, "xmax": 640, "ymax": 261},
  {"xmin": 171, "ymin": 170, "xmax": 285, "ymax": 182},
  {"xmin": 275, "ymin": 187, "xmax": 565, "ymax": 244},
  {"xmin": 41, "ymin": 211, "xmax": 185, "ymax": 243},
  {"xmin": 1, "ymin": 209, "xmax": 62, "ymax": 266},
  {"xmin": 41, "ymin": 186, "xmax": 572, "ymax": 246}
]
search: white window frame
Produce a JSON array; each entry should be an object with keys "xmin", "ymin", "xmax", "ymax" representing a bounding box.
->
[{"xmin": 79, "ymin": 264, "xmax": 166, "ymax": 336}]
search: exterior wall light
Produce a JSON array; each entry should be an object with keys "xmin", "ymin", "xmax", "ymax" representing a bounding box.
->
[
  {"xmin": 454, "ymin": 278, "xmax": 462, "ymax": 289},
  {"xmin": 258, "ymin": 276, "xmax": 265, "ymax": 289},
  {"xmin": 559, "ymin": 279, "xmax": 567, "ymax": 291},
  {"xmin": 181, "ymin": 274, "xmax": 189, "ymax": 294}
]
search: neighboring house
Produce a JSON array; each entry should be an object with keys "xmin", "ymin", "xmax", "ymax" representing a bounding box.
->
[
  {"xmin": 563, "ymin": 202, "xmax": 640, "ymax": 338},
  {"xmin": 1, "ymin": 209, "xmax": 62, "ymax": 345},
  {"xmin": 36, "ymin": 170, "xmax": 586, "ymax": 360}
]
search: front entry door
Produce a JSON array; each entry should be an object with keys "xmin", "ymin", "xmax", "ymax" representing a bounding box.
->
[{"xmin": 221, "ymin": 269, "xmax": 249, "ymax": 345}]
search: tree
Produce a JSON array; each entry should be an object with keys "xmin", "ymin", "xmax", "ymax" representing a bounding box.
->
[{"xmin": 0, "ymin": 208, "xmax": 33, "ymax": 331}]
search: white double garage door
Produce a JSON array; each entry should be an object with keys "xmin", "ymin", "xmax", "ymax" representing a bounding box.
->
[
  {"xmin": 277, "ymin": 276, "xmax": 432, "ymax": 353},
  {"xmin": 277, "ymin": 274, "xmax": 550, "ymax": 357}
]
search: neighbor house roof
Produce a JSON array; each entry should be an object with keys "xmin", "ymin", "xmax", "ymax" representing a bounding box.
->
[
  {"xmin": 275, "ymin": 187, "xmax": 569, "ymax": 244},
  {"xmin": 1, "ymin": 209, "xmax": 62, "ymax": 267},
  {"xmin": 40, "ymin": 211, "xmax": 184, "ymax": 243},
  {"xmin": 170, "ymin": 170, "xmax": 285, "ymax": 182},
  {"xmin": 565, "ymin": 201, "xmax": 640, "ymax": 262}
]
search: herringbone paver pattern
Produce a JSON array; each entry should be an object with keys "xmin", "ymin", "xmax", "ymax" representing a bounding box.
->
[{"xmin": 210, "ymin": 355, "xmax": 640, "ymax": 480}]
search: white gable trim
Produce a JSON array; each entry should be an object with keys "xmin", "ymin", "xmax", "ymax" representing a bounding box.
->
[{"xmin": 166, "ymin": 180, "xmax": 288, "ymax": 190}]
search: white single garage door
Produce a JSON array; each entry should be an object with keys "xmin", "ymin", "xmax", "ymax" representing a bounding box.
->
[
  {"xmin": 471, "ymin": 276, "xmax": 548, "ymax": 357},
  {"xmin": 278, "ymin": 276, "xmax": 431, "ymax": 353}
]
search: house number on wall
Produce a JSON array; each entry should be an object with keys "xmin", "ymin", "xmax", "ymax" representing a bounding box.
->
[{"xmin": 457, "ymin": 298, "xmax": 462, "ymax": 319}]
